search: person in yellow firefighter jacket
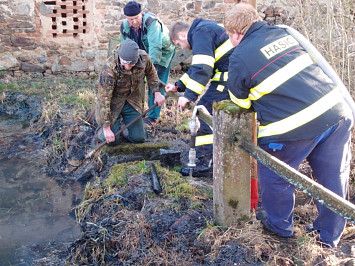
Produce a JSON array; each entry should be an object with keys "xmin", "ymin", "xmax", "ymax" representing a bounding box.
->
[
  {"xmin": 165, "ymin": 19, "xmax": 234, "ymax": 176},
  {"xmin": 225, "ymin": 3, "xmax": 353, "ymax": 248}
]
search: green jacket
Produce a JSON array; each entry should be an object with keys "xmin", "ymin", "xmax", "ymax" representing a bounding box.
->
[
  {"xmin": 95, "ymin": 47, "xmax": 160, "ymax": 128},
  {"xmin": 120, "ymin": 12, "xmax": 175, "ymax": 68}
]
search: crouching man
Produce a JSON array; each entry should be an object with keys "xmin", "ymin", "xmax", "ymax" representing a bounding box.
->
[{"xmin": 95, "ymin": 39, "xmax": 165, "ymax": 145}]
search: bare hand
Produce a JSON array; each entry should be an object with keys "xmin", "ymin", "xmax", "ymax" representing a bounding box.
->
[
  {"xmin": 103, "ymin": 126, "xmax": 115, "ymax": 143},
  {"xmin": 165, "ymin": 83, "xmax": 177, "ymax": 92},
  {"xmin": 178, "ymin": 97, "xmax": 191, "ymax": 109},
  {"xmin": 154, "ymin": 92, "xmax": 166, "ymax": 107}
]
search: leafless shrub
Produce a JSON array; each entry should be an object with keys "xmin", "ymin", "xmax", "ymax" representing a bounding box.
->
[{"xmin": 293, "ymin": 0, "xmax": 355, "ymax": 94}]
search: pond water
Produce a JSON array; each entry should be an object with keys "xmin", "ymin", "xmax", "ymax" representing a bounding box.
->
[{"xmin": 0, "ymin": 112, "xmax": 82, "ymax": 264}]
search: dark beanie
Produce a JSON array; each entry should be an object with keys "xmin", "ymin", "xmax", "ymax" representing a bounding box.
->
[
  {"xmin": 124, "ymin": 1, "xmax": 141, "ymax": 16},
  {"xmin": 119, "ymin": 39, "xmax": 139, "ymax": 64}
]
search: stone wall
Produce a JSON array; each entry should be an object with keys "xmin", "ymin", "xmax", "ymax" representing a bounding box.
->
[{"xmin": 0, "ymin": 0, "xmax": 299, "ymax": 76}]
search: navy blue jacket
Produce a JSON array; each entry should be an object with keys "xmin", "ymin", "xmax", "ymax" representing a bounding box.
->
[
  {"xmin": 228, "ymin": 21, "xmax": 351, "ymax": 144},
  {"xmin": 176, "ymin": 19, "xmax": 234, "ymax": 102}
]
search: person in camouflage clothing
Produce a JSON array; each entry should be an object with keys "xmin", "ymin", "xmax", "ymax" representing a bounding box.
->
[{"xmin": 95, "ymin": 39, "xmax": 165, "ymax": 145}]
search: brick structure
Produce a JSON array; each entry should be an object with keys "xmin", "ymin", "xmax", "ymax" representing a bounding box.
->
[{"xmin": 0, "ymin": 0, "xmax": 299, "ymax": 75}]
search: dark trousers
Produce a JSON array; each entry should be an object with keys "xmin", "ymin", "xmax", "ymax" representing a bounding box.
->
[
  {"xmin": 195, "ymin": 81, "xmax": 229, "ymax": 158},
  {"xmin": 147, "ymin": 63, "xmax": 172, "ymax": 119},
  {"xmin": 258, "ymin": 116, "xmax": 353, "ymax": 247}
]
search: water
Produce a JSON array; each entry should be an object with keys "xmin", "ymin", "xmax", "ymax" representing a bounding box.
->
[{"xmin": 0, "ymin": 112, "xmax": 82, "ymax": 264}]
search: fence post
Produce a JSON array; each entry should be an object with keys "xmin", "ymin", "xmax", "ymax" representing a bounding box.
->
[{"xmin": 213, "ymin": 101, "xmax": 253, "ymax": 226}]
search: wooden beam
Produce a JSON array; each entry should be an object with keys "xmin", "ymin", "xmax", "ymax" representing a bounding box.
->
[{"xmin": 248, "ymin": 0, "xmax": 258, "ymax": 204}]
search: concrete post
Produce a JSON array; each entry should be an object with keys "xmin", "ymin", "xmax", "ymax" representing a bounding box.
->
[{"xmin": 213, "ymin": 101, "xmax": 253, "ymax": 226}]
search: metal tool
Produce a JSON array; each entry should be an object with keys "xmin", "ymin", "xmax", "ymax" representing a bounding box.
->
[{"xmin": 187, "ymin": 106, "xmax": 200, "ymax": 179}]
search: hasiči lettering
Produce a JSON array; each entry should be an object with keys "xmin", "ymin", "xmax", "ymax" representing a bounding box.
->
[{"xmin": 260, "ymin": 35, "xmax": 299, "ymax": 59}]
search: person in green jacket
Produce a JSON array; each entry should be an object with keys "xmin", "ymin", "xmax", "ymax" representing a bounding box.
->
[{"xmin": 120, "ymin": 1, "xmax": 175, "ymax": 126}]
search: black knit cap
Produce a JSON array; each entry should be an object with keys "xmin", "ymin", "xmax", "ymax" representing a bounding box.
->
[{"xmin": 124, "ymin": 1, "xmax": 142, "ymax": 16}]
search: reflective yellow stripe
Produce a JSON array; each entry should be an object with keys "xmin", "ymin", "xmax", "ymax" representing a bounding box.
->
[
  {"xmin": 196, "ymin": 134, "xmax": 213, "ymax": 146},
  {"xmin": 250, "ymin": 53, "xmax": 313, "ymax": 100},
  {"xmin": 212, "ymin": 71, "xmax": 229, "ymax": 82},
  {"xmin": 223, "ymin": 72, "xmax": 228, "ymax": 81},
  {"xmin": 180, "ymin": 37, "xmax": 233, "ymax": 95},
  {"xmin": 180, "ymin": 73, "xmax": 189, "ymax": 86},
  {"xmin": 258, "ymin": 88, "xmax": 342, "ymax": 138},
  {"xmin": 192, "ymin": 54, "xmax": 215, "ymax": 68},
  {"xmin": 215, "ymin": 39, "xmax": 234, "ymax": 62},
  {"xmin": 217, "ymin": 85, "xmax": 224, "ymax": 92},
  {"xmin": 186, "ymin": 78, "xmax": 205, "ymax": 94},
  {"xmin": 229, "ymin": 90, "xmax": 251, "ymax": 109},
  {"xmin": 212, "ymin": 72, "xmax": 221, "ymax": 81},
  {"xmin": 180, "ymin": 73, "xmax": 205, "ymax": 94}
]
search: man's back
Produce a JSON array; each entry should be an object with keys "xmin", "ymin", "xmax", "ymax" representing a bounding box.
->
[{"xmin": 227, "ymin": 21, "xmax": 350, "ymax": 144}]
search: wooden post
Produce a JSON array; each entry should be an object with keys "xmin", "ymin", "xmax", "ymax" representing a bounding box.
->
[
  {"xmin": 213, "ymin": 101, "xmax": 253, "ymax": 226},
  {"xmin": 249, "ymin": 0, "xmax": 259, "ymax": 210}
]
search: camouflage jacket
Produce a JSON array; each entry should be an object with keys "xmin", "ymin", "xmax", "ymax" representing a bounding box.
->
[{"xmin": 96, "ymin": 48, "xmax": 160, "ymax": 127}]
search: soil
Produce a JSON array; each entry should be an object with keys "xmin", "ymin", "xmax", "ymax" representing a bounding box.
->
[{"xmin": 1, "ymin": 73, "xmax": 355, "ymax": 265}]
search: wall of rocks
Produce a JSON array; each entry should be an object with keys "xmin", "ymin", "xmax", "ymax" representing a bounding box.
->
[{"xmin": 0, "ymin": 0, "xmax": 299, "ymax": 76}]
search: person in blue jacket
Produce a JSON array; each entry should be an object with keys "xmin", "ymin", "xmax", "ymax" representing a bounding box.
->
[
  {"xmin": 120, "ymin": 1, "xmax": 175, "ymax": 126},
  {"xmin": 224, "ymin": 2, "xmax": 353, "ymax": 248},
  {"xmin": 165, "ymin": 19, "xmax": 234, "ymax": 176}
]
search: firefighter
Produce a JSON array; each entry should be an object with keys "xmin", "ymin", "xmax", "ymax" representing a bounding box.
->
[
  {"xmin": 165, "ymin": 19, "xmax": 234, "ymax": 177},
  {"xmin": 95, "ymin": 39, "xmax": 165, "ymax": 145},
  {"xmin": 120, "ymin": 1, "xmax": 175, "ymax": 126},
  {"xmin": 224, "ymin": 3, "xmax": 353, "ymax": 247}
]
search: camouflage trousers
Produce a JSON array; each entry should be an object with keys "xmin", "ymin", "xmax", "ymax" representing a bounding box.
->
[{"xmin": 98, "ymin": 102, "xmax": 146, "ymax": 145}]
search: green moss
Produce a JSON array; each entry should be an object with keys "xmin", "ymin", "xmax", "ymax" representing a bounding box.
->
[
  {"xmin": 104, "ymin": 161, "xmax": 213, "ymax": 202},
  {"xmin": 227, "ymin": 198, "xmax": 239, "ymax": 209},
  {"xmin": 104, "ymin": 142, "xmax": 170, "ymax": 157},
  {"xmin": 104, "ymin": 161, "xmax": 150, "ymax": 188},
  {"xmin": 213, "ymin": 100, "xmax": 251, "ymax": 116}
]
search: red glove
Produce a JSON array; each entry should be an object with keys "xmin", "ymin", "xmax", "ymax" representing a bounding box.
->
[{"xmin": 250, "ymin": 178, "xmax": 258, "ymax": 210}]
